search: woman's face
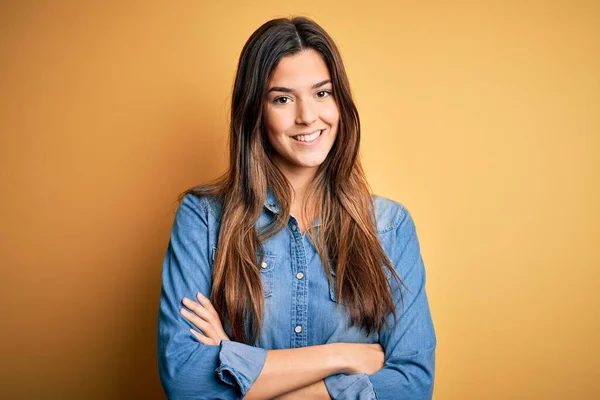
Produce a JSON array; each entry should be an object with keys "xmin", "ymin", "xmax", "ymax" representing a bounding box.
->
[{"xmin": 263, "ymin": 49, "xmax": 340, "ymax": 177}]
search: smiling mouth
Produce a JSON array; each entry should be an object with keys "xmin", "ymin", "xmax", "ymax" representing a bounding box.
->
[{"xmin": 291, "ymin": 130, "xmax": 323, "ymax": 142}]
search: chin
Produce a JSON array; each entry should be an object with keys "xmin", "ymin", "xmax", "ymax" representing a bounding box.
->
[{"xmin": 294, "ymin": 156, "xmax": 328, "ymax": 168}]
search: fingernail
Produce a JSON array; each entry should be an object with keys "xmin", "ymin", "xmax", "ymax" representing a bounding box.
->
[
  {"xmin": 197, "ymin": 292, "xmax": 205, "ymax": 299},
  {"xmin": 182, "ymin": 297, "xmax": 189, "ymax": 303}
]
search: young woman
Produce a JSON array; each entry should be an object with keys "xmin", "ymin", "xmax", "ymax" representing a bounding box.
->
[{"xmin": 157, "ymin": 16, "xmax": 436, "ymax": 400}]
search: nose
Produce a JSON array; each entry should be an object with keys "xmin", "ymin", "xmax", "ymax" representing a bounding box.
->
[{"xmin": 295, "ymin": 99, "xmax": 317, "ymax": 125}]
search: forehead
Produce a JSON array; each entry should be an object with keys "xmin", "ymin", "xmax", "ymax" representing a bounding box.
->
[{"xmin": 269, "ymin": 49, "xmax": 331, "ymax": 86}]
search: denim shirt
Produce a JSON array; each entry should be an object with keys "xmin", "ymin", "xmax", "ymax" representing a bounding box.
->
[{"xmin": 157, "ymin": 188, "xmax": 436, "ymax": 399}]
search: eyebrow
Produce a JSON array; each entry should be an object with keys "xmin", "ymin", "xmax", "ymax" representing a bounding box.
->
[{"xmin": 267, "ymin": 79, "xmax": 332, "ymax": 94}]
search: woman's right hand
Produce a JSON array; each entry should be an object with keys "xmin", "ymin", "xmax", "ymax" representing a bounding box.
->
[{"xmin": 341, "ymin": 343, "xmax": 385, "ymax": 375}]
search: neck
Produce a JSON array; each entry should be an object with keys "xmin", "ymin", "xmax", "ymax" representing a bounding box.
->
[
  {"xmin": 272, "ymin": 160, "xmax": 317, "ymax": 216},
  {"xmin": 286, "ymin": 170, "xmax": 315, "ymax": 209}
]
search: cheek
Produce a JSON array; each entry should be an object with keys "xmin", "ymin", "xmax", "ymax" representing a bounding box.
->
[
  {"xmin": 265, "ymin": 132, "xmax": 278, "ymax": 150},
  {"xmin": 321, "ymin": 102, "xmax": 340, "ymax": 125},
  {"xmin": 264, "ymin": 108, "xmax": 295, "ymax": 133}
]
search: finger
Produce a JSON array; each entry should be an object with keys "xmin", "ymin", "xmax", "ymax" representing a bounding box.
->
[
  {"xmin": 180, "ymin": 308, "xmax": 218, "ymax": 340},
  {"xmin": 189, "ymin": 329, "xmax": 217, "ymax": 345},
  {"xmin": 182, "ymin": 297, "xmax": 214, "ymax": 322},
  {"xmin": 180, "ymin": 298, "xmax": 227, "ymax": 341},
  {"xmin": 194, "ymin": 294, "xmax": 229, "ymax": 339},
  {"xmin": 196, "ymin": 292, "xmax": 219, "ymax": 316}
]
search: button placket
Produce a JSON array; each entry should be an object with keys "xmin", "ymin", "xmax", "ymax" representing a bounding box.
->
[{"xmin": 288, "ymin": 216, "xmax": 307, "ymax": 347}]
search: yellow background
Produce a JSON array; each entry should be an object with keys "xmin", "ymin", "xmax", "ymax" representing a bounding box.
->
[{"xmin": 1, "ymin": 1, "xmax": 598, "ymax": 398}]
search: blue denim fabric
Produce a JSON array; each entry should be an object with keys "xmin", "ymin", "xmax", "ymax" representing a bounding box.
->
[{"xmin": 157, "ymin": 188, "xmax": 436, "ymax": 399}]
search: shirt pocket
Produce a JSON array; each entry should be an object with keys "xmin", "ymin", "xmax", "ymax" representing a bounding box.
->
[
  {"xmin": 211, "ymin": 246, "xmax": 276, "ymax": 298},
  {"xmin": 257, "ymin": 252, "xmax": 276, "ymax": 298},
  {"xmin": 328, "ymin": 265, "xmax": 347, "ymax": 305}
]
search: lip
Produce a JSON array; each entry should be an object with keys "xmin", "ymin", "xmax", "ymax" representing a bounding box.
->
[{"xmin": 290, "ymin": 129, "xmax": 324, "ymax": 147}]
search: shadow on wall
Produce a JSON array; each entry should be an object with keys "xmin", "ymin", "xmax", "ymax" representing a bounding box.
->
[{"xmin": 108, "ymin": 100, "xmax": 227, "ymax": 399}]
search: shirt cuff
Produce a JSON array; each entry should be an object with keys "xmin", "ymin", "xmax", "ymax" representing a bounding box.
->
[
  {"xmin": 324, "ymin": 373, "xmax": 377, "ymax": 400},
  {"xmin": 215, "ymin": 340, "xmax": 268, "ymax": 397}
]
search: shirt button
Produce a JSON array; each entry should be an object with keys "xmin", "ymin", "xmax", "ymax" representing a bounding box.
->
[
  {"xmin": 296, "ymin": 272, "xmax": 304, "ymax": 279},
  {"xmin": 294, "ymin": 325, "xmax": 302, "ymax": 333},
  {"xmin": 261, "ymin": 261, "xmax": 268, "ymax": 269},
  {"xmin": 291, "ymin": 225, "xmax": 297, "ymax": 231}
]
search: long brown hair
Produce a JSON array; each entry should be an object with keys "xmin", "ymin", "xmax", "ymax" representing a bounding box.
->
[{"xmin": 178, "ymin": 16, "xmax": 405, "ymax": 344}]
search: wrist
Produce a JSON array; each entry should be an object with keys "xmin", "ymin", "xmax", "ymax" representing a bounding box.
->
[{"xmin": 328, "ymin": 343, "xmax": 354, "ymax": 374}]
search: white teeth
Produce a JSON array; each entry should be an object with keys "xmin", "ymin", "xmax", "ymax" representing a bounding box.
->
[{"xmin": 294, "ymin": 130, "xmax": 322, "ymax": 142}]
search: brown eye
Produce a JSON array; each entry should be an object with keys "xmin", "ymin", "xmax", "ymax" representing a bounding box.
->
[
  {"xmin": 316, "ymin": 90, "xmax": 332, "ymax": 98},
  {"xmin": 273, "ymin": 96, "xmax": 291, "ymax": 104}
]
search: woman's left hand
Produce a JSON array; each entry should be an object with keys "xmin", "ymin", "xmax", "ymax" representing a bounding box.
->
[{"xmin": 180, "ymin": 292, "xmax": 230, "ymax": 345}]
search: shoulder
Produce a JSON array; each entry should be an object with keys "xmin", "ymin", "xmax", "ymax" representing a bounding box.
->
[
  {"xmin": 372, "ymin": 194, "xmax": 413, "ymax": 235},
  {"xmin": 372, "ymin": 195, "xmax": 423, "ymax": 277},
  {"xmin": 176, "ymin": 187, "xmax": 223, "ymax": 226},
  {"xmin": 175, "ymin": 189, "xmax": 225, "ymax": 227}
]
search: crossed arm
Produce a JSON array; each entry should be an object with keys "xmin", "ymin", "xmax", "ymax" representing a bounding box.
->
[
  {"xmin": 159, "ymin": 194, "xmax": 436, "ymax": 399},
  {"xmin": 180, "ymin": 292, "xmax": 384, "ymax": 400}
]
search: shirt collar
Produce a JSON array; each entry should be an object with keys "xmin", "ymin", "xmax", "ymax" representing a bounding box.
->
[
  {"xmin": 264, "ymin": 186, "xmax": 280, "ymax": 214},
  {"xmin": 264, "ymin": 187, "xmax": 321, "ymax": 228}
]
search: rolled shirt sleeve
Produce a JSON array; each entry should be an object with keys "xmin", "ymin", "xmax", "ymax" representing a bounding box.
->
[
  {"xmin": 157, "ymin": 193, "xmax": 267, "ymax": 399},
  {"xmin": 324, "ymin": 205, "xmax": 437, "ymax": 400},
  {"xmin": 324, "ymin": 373, "xmax": 376, "ymax": 400}
]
